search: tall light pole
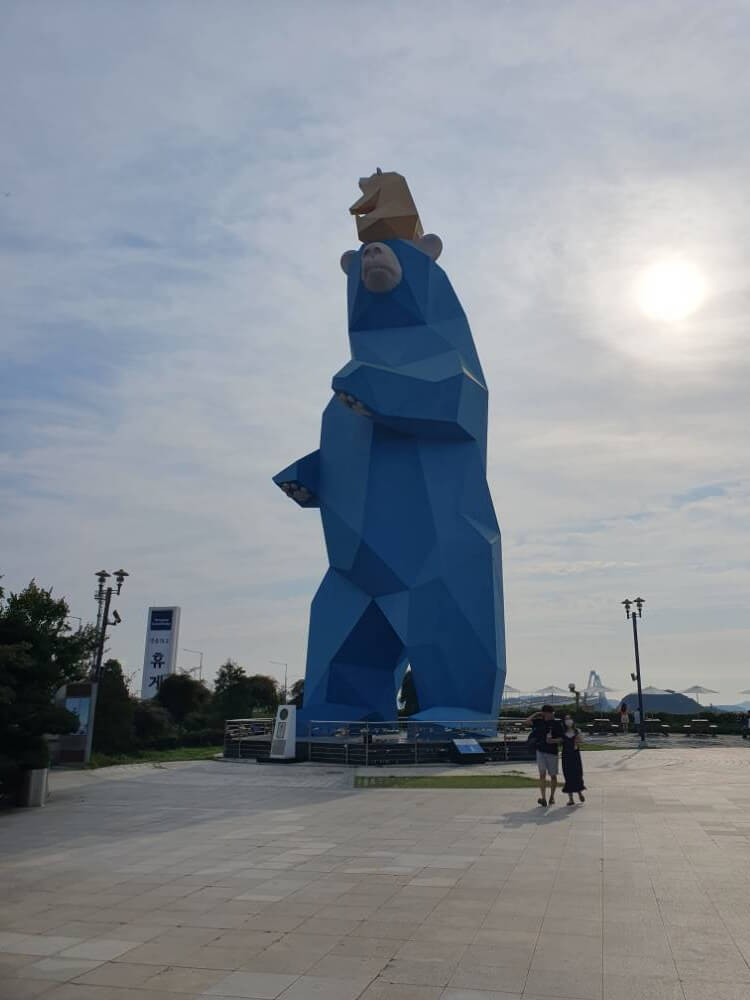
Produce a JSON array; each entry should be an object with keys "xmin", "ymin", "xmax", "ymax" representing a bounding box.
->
[
  {"xmin": 568, "ymin": 682, "xmax": 581, "ymax": 712},
  {"xmin": 78, "ymin": 569, "xmax": 129, "ymax": 765},
  {"xmin": 270, "ymin": 660, "xmax": 288, "ymax": 703},
  {"xmin": 183, "ymin": 648, "xmax": 204, "ymax": 681},
  {"xmin": 622, "ymin": 597, "xmax": 646, "ymax": 743},
  {"xmin": 93, "ymin": 569, "xmax": 129, "ymax": 679}
]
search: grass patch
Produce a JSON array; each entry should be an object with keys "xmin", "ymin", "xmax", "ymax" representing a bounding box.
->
[
  {"xmin": 88, "ymin": 746, "xmax": 222, "ymax": 768},
  {"xmin": 355, "ymin": 774, "xmax": 539, "ymax": 789}
]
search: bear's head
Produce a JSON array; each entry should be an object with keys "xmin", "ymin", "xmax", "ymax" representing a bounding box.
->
[
  {"xmin": 340, "ymin": 235, "xmax": 443, "ymax": 294},
  {"xmin": 349, "ymin": 169, "xmax": 423, "ymax": 243}
]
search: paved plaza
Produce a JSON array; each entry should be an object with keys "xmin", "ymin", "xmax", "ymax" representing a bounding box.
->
[{"xmin": 2, "ymin": 749, "xmax": 750, "ymax": 1000}]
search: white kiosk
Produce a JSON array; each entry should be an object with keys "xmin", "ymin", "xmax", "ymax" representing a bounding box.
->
[{"xmin": 270, "ymin": 705, "xmax": 297, "ymax": 760}]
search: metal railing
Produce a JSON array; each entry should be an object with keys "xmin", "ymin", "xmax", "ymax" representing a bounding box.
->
[
  {"xmin": 306, "ymin": 717, "xmax": 531, "ymax": 766},
  {"xmin": 222, "ymin": 716, "xmax": 534, "ymax": 766},
  {"xmin": 223, "ymin": 718, "xmax": 274, "ymax": 759}
]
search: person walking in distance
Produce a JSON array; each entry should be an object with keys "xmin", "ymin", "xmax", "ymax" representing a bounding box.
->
[
  {"xmin": 618, "ymin": 701, "xmax": 629, "ymax": 733},
  {"xmin": 561, "ymin": 713, "xmax": 586, "ymax": 805},
  {"xmin": 526, "ymin": 705, "xmax": 564, "ymax": 807}
]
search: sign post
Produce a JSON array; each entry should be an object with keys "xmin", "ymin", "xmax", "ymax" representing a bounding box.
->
[
  {"xmin": 141, "ymin": 607, "xmax": 181, "ymax": 698},
  {"xmin": 270, "ymin": 705, "xmax": 297, "ymax": 760}
]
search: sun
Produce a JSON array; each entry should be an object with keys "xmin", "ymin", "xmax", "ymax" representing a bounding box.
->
[{"xmin": 635, "ymin": 257, "xmax": 707, "ymax": 322}]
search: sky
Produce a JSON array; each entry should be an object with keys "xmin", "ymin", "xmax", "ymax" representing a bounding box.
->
[{"xmin": 1, "ymin": 1, "xmax": 748, "ymax": 706}]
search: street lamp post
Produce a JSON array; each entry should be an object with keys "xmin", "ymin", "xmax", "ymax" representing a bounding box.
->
[
  {"xmin": 622, "ymin": 597, "xmax": 646, "ymax": 743},
  {"xmin": 568, "ymin": 682, "xmax": 581, "ymax": 712},
  {"xmin": 183, "ymin": 648, "xmax": 204, "ymax": 681},
  {"xmin": 76, "ymin": 569, "xmax": 129, "ymax": 766},
  {"xmin": 270, "ymin": 660, "xmax": 288, "ymax": 703},
  {"xmin": 92, "ymin": 569, "xmax": 129, "ymax": 679}
]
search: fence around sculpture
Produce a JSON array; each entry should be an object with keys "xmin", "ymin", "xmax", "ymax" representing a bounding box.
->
[{"xmin": 223, "ymin": 716, "xmax": 534, "ymax": 765}]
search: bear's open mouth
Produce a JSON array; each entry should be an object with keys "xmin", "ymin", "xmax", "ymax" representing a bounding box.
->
[{"xmin": 349, "ymin": 192, "xmax": 378, "ymax": 217}]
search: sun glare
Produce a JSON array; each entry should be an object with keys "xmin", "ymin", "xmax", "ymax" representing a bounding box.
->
[{"xmin": 635, "ymin": 257, "xmax": 707, "ymax": 323}]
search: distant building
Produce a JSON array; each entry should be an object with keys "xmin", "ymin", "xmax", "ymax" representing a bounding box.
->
[
  {"xmin": 584, "ymin": 670, "xmax": 614, "ymax": 710},
  {"xmin": 622, "ymin": 690, "xmax": 701, "ymax": 715}
]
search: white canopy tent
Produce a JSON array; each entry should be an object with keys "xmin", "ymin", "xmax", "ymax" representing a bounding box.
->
[{"xmin": 682, "ymin": 685, "xmax": 719, "ymax": 705}]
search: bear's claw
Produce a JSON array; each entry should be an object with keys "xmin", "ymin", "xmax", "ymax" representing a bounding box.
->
[
  {"xmin": 336, "ymin": 391, "xmax": 372, "ymax": 417},
  {"xmin": 278, "ymin": 481, "xmax": 312, "ymax": 503}
]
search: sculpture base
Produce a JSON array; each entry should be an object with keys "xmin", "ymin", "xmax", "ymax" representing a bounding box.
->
[{"xmin": 223, "ymin": 734, "xmax": 534, "ymax": 767}]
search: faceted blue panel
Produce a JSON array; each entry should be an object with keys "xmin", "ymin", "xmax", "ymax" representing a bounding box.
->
[{"xmin": 274, "ymin": 239, "xmax": 506, "ymax": 724}]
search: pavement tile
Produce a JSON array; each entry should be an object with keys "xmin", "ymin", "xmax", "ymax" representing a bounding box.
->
[
  {"xmin": 239, "ymin": 948, "xmax": 326, "ymax": 975},
  {"xmin": 682, "ymin": 984, "xmax": 750, "ymax": 1000},
  {"xmin": 441, "ymin": 992, "xmax": 522, "ymax": 1000},
  {"xmin": 4, "ymin": 755, "xmax": 750, "ymax": 1000},
  {"xmin": 59, "ymin": 940, "xmax": 139, "ymax": 961},
  {"xmin": 0, "ymin": 953, "xmax": 41, "ymax": 973},
  {"xmin": 142, "ymin": 965, "xmax": 229, "ymax": 992},
  {"xmin": 278, "ymin": 976, "xmax": 372, "ymax": 1000},
  {"xmin": 202, "ymin": 970, "xmax": 297, "ymax": 997},
  {"xmin": 0, "ymin": 936, "xmax": 83, "ymax": 957},
  {"xmin": 674, "ymin": 957, "xmax": 750, "ymax": 982},
  {"xmin": 524, "ymin": 967, "xmax": 603, "ymax": 1000},
  {"xmin": 380, "ymin": 958, "xmax": 457, "ymax": 987},
  {"xmin": 602, "ymin": 974, "xmax": 684, "ymax": 1000},
  {"xmin": 359, "ymin": 984, "xmax": 443, "ymax": 1000},
  {"xmin": 210, "ymin": 931, "xmax": 283, "ymax": 950},
  {"xmin": 329, "ymin": 938, "xmax": 401, "ymax": 960},
  {"xmin": 448, "ymin": 964, "xmax": 527, "ymax": 993},
  {"xmin": 0, "ymin": 979, "xmax": 57, "ymax": 999},
  {"xmin": 397, "ymin": 941, "xmax": 466, "ymax": 963},
  {"xmin": 305, "ymin": 954, "xmax": 388, "ymax": 980},
  {"xmin": 16, "ymin": 957, "xmax": 104, "ymax": 982}
]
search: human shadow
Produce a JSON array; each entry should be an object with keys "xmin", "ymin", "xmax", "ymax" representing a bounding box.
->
[{"xmin": 499, "ymin": 803, "xmax": 580, "ymax": 827}]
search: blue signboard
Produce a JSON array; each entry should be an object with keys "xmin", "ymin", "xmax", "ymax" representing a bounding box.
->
[
  {"xmin": 150, "ymin": 610, "xmax": 173, "ymax": 631},
  {"xmin": 453, "ymin": 738, "xmax": 485, "ymax": 755}
]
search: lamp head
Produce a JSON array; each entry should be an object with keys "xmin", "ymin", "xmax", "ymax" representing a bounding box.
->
[{"xmin": 622, "ymin": 598, "xmax": 632, "ymax": 620}]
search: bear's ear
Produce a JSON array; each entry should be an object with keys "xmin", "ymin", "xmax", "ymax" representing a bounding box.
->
[
  {"xmin": 416, "ymin": 233, "xmax": 443, "ymax": 261},
  {"xmin": 340, "ymin": 249, "xmax": 358, "ymax": 275}
]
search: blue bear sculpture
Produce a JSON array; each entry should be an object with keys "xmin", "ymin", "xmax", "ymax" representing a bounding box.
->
[{"xmin": 274, "ymin": 231, "xmax": 506, "ymax": 725}]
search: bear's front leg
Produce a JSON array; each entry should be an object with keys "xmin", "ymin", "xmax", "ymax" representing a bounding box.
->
[
  {"xmin": 332, "ymin": 361, "xmax": 384, "ymax": 420},
  {"xmin": 272, "ymin": 450, "xmax": 320, "ymax": 508},
  {"xmin": 332, "ymin": 358, "xmax": 484, "ymax": 441}
]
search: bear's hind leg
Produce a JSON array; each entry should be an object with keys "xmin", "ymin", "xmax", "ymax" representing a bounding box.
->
[
  {"xmin": 406, "ymin": 579, "xmax": 504, "ymax": 722},
  {"xmin": 300, "ymin": 569, "xmax": 407, "ymax": 724}
]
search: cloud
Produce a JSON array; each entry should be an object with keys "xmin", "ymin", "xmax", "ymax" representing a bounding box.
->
[{"xmin": 1, "ymin": 1, "xmax": 748, "ymax": 703}]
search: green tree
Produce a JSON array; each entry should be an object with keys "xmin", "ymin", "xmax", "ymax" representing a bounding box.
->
[
  {"xmin": 133, "ymin": 699, "xmax": 176, "ymax": 747},
  {"xmin": 0, "ymin": 579, "xmax": 97, "ymax": 795},
  {"xmin": 214, "ymin": 660, "xmax": 245, "ymax": 695},
  {"xmin": 289, "ymin": 678, "xmax": 304, "ymax": 708},
  {"xmin": 211, "ymin": 664, "xmax": 279, "ymax": 722},
  {"xmin": 213, "ymin": 660, "xmax": 255, "ymax": 721},
  {"xmin": 246, "ymin": 674, "xmax": 279, "ymax": 714},
  {"xmin": 157, "ymin": 673, "xmax": 211, "ymax": 729},
  {"xmin": 92, "ymin": 659, "xmax": 134, "ymax": 755}
]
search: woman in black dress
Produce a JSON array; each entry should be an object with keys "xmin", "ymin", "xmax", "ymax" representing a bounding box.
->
[{"xmin": 561, "ymin": 714, "xmax": 586, "ymax": 805}]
